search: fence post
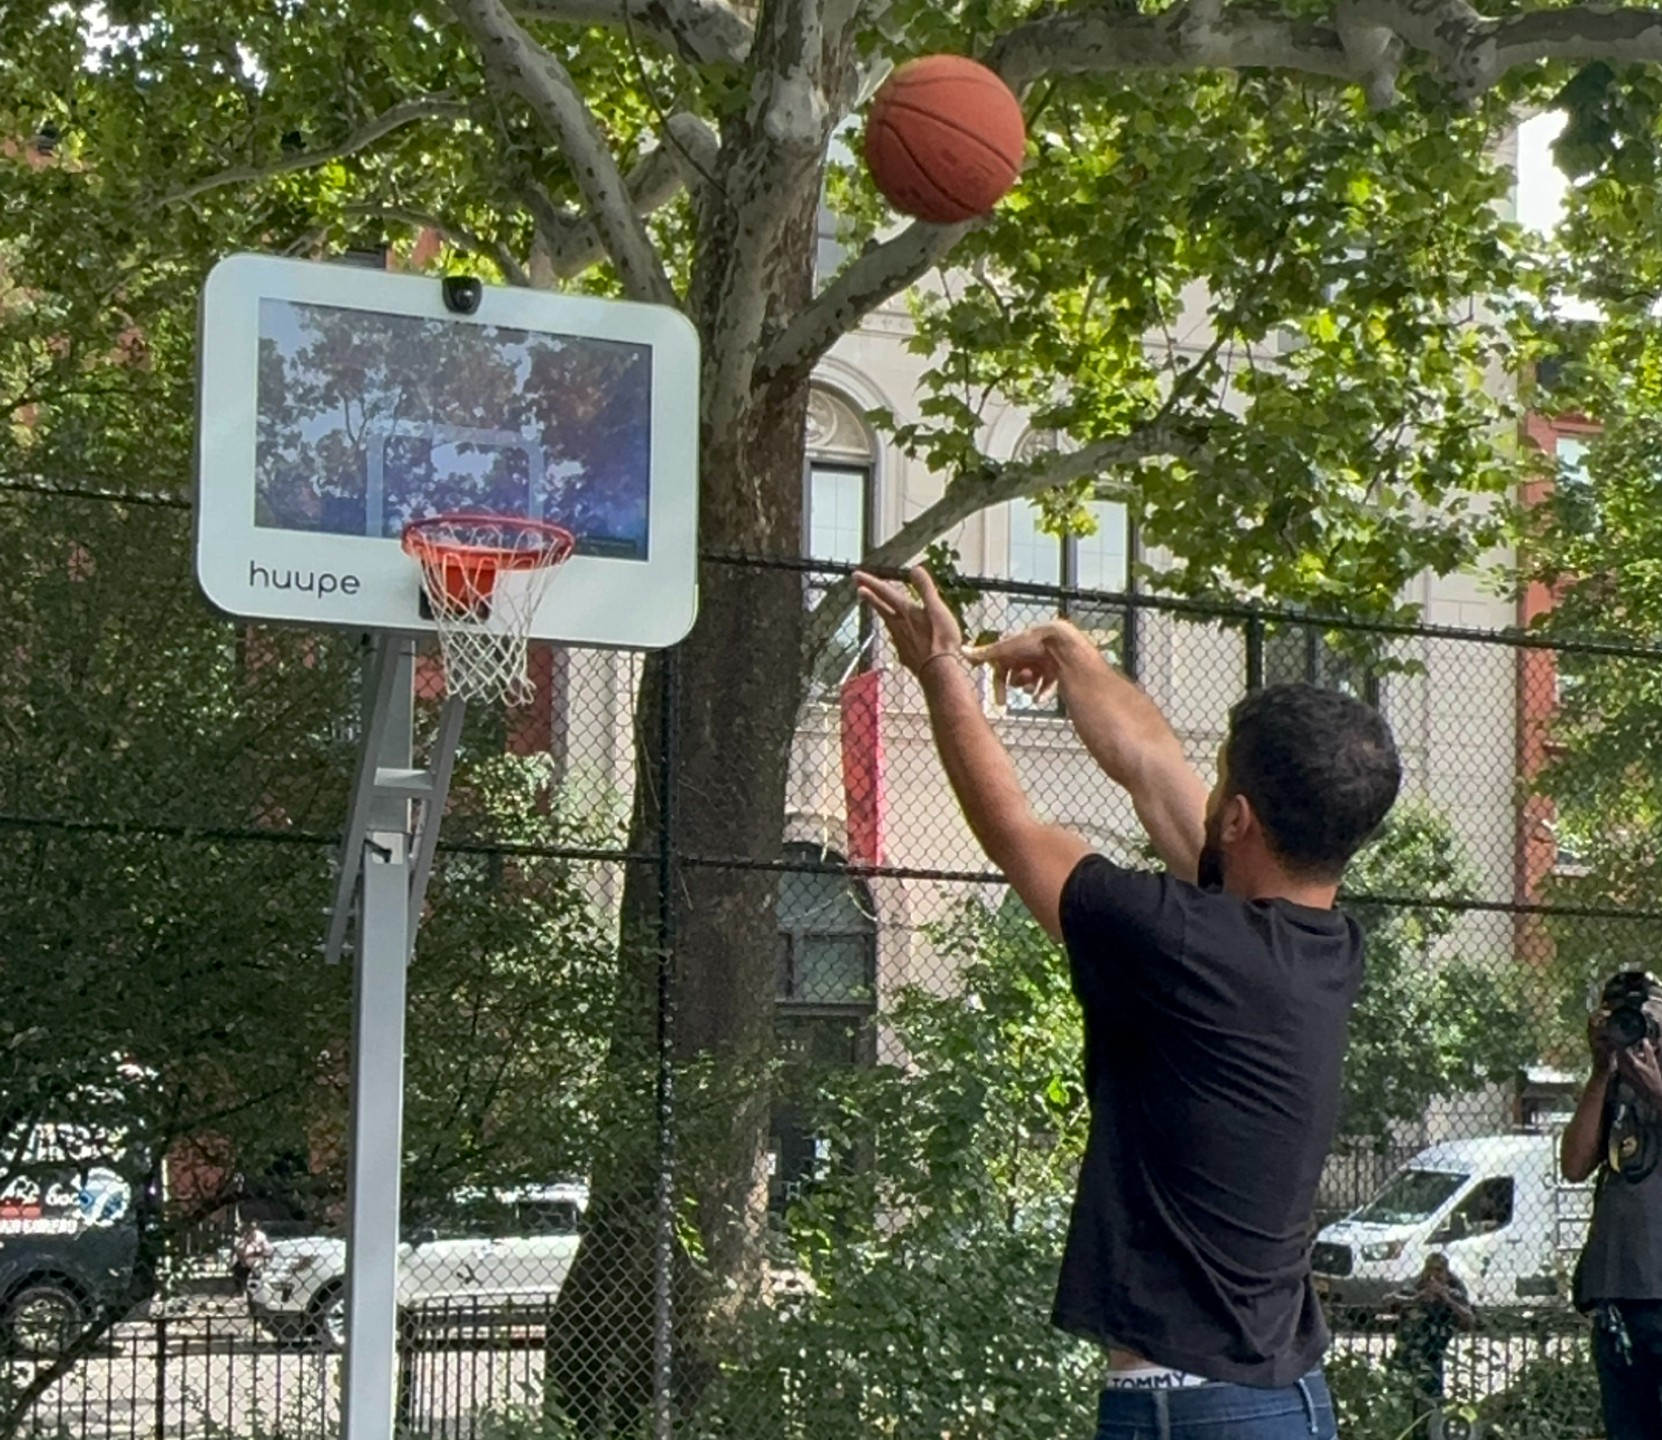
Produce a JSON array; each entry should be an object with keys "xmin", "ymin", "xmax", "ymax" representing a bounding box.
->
[
  {"xmin": 153, "ymin": 1313, "xmax": 168, "ymax": 1440},
  {"xmin": 652, "ymin": 647, "xmax": 680, "ymax": 1440},
  {"xmin": 1245, "ymin": 611, "xmax": 1265, "ymax": 691}
]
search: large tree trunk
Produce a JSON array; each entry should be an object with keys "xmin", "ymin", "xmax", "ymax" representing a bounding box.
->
[{"xmin": 545, "ymin": 99, "xmax": 827, "ymax": 1427}]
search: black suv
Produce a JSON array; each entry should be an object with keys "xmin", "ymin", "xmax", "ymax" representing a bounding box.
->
[{"xmin": 0, "ymin": 1225, "xmax": 136, "ymax": 1354}]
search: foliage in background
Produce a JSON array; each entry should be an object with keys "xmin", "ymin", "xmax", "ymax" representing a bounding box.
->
[
  {"xmin": 1518, "ymin": 387, "xmax": 1662, "ymax": 1044},
  {"xmin": 402, "ymin": 759, "xmax": 622, "ymax": 1210},
  {"xmin": 1508, "ymin": 71, "xmax": 1662, "ymax": 1051},
  {"xmin": 699, "ymin": 897, "xmax": 1097, "ymax": 1439},
  {"xmin": 0, "ymin": 475, "xmax": 619, "ymax": 1432},
  {"xmin": 1341, "ymin": 804, "xmax": 1540, "ymax": 1145},
  {"xmin": 1328, "ymin": 1343, "xmax": 1603, "ymax": 1440}
]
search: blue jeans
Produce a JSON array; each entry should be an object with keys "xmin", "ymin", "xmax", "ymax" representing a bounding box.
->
[
  {"xmin": 1592, "ymin": 1301, "xmax": 1662, "ymax": 1440},
  {"xmin": 1093, "ymin": 1370, "xmax": 1335, "ymax": 1440}
]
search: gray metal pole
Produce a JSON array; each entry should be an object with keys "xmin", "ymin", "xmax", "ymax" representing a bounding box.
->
[
  {"xmin": 652, "ymin": 649, "xmax": 679, "ymax": 1440},
  {"xmin": 341, "ymin": 637, "xmax": 416, "ymax": 1440}
]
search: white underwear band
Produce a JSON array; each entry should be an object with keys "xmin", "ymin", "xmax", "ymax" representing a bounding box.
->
[{"xmin": 1101, "ymin": 1365, "xmax": 1216, "ymax": 1392}]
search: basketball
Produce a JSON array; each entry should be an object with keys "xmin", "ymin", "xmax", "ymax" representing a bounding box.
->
[{"xmin": 863, "ymin": 56, "xmax": 1026, "ymax": 225}]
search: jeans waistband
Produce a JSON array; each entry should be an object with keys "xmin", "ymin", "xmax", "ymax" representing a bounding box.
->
[{"xmin": 1096, "ymin": 1369, "xmax": 1330, "ymax": 1438}]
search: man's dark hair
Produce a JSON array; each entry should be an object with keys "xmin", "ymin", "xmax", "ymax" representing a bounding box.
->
[{"xmin": 1224, "ymin": 683, "xmax": 1401, "ymax": 881}]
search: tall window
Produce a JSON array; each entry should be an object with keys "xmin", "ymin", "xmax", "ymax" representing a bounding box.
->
[
  {"xmin": 1556, "ymin": 436, "xmax": 1589, "ymax": 482},
  {"xmin": 1260, "ymin": 625, "xmax": 1381, "ymax": 704},
  {"xmin": 771, "ymin": 845, "xmax": 877, "ymax": 1207},
  {"xmin": 1005, "ymin": 488, "xmax": 1135, "ymax": 711},
  {"xmin": 805, "ymin": 390, "xmax": 875, "ymax": 695}
]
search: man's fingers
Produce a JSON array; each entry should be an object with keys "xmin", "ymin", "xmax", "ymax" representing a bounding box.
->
[
  {"xmin": 853, "ymin": 571, "xmax": 906, "ymax": 619},
  {"xmin": 908, "ymin": 565, "xmax": 940, "ymax": 606}
]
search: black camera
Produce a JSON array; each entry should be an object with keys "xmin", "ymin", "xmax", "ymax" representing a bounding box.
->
[
  {"xmin": 1602, "ymin": 970, "xmax": 1662, "ymax": 1050},
  {"xmin": 441, "ymin": 275, "xmax": 483, "ymax": 315}
]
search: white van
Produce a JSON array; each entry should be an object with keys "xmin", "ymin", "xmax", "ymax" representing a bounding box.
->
[{"xmin": 1312, "ymin": 1134, "xmax": 1593, "ymax": 1311}]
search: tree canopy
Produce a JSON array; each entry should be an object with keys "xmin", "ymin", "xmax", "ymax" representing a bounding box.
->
[{"xmin": 1, "ymin": 0, "xmax": 1605, "ymax": 615}]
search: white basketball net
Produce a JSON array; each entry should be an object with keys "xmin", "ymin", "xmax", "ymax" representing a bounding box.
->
[{"xmin": 403, "ymin": 515, "xmax": 573, "ymax": 706}]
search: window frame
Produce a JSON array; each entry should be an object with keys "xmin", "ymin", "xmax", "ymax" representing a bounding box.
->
[
  {"xmin": 803, "ymin": 412, "xmax": 879, "ymax": 693},
  {"xmin": 774, "ymin": 844, "xmax": 879, "ymax": 1020},
  {"xmin": 1002, "ymin": 496, "xmax": 1139, "ymax": 714},
  {"xmin": 771, "ymin": 845, "xmax": 879, "ymax": 1208},
  {"xmin": 1447, "ymin": 1176, "xmax": 1515, "ymax": 1237},
  {"xmin": 1257, "ymin": 624, "xmax": 1383, "ymax": 707}
]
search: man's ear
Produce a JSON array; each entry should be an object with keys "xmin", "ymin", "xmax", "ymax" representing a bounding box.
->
[{"xmin": 1219, "ymin": 792, "xmax": 1255, "ymax": 845}]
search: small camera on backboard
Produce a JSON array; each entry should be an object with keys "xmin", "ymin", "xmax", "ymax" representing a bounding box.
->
[{"xmin": 442, "ymin": 276, "xmax": 483, "ymax": 316}]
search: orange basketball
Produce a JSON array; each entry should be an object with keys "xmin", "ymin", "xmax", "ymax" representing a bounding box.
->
[{"xmin": 863, "ymin": 55, "xmax": 1026, "ymax": 225}]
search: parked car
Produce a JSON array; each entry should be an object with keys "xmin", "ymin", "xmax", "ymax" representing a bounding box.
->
[
  {"xmin": 0, "ymin": 1221, "xmax": 137, "ymax": 1355},
  {"xmin": 247, "ymin": 1183, "xmax": 587, "ymax": 1348},
  {"xmin": 1312, "ymin": 1133, "xmax": 1591, "ymax": 1315}
]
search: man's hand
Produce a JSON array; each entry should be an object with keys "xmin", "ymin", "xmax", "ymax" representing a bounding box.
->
[
  {"xmin": 1589, "ymin": 1008, "xmax": 1619, "ymax": 1076},
  {"xmin": 966, "ymin": 621, "xmax": 1072, "ymax": 706},
  {"xmin": 854, "ymin": 567, "xmax": 964, "ymax": 676},
  {"xmin": 854, "ymin": 569, "xmax": 1087, "ymax": 941},
  {"xmin": 1619, "ymin": 1038, "xmax": 1662, "ymax": 1110}
]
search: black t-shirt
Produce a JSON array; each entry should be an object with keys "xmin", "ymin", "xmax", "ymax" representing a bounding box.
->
[
  {"xmin": 1053, "ymin": 853, "xmax": 1364, "ymax": 1388},
  {"xmin": 1573, "ymin": 1089, "xmax": 1662, "ymax": 1309}
]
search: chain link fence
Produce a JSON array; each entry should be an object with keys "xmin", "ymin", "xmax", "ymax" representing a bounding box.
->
[{"xmin": 0, "ymin": 489, "xmax": 1645, "ymax": 1438}]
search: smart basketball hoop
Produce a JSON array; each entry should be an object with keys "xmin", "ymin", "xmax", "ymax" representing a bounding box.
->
[
  {"xmin": 402, "ymin": 513, "xmax": 575, "ymax": 704},
  {"xmin": 195, "ymin": 255, "xmax": 699, "ymax": 1440}
]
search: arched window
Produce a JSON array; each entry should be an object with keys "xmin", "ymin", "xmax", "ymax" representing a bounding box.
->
[
  {"xmin": 772, "ymin": 844, "xmax": 877, "ymax": 1205},
  {"xmin": 775, "ymin": 845, "xmax": 877, "ymax": 1034}
]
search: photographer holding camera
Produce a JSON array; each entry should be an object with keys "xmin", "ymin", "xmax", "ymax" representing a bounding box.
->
[
  {"xmin": 1564, "ymin": 969, "xmax": 1662, "ymax": 1438},
  {"xmin": 1385, "ymin": 1253, "xmax": 1475, "ymax": 1423}
]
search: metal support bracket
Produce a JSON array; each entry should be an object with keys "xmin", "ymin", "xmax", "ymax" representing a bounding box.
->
[{"xmin": 324, "ymin": 637, "xmax": 466, "ymax": 966}]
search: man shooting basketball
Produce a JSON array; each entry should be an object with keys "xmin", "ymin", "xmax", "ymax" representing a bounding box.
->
[{"xmin": 855, "ymin": 567, "xmax": 1401, "ymax": 1440}]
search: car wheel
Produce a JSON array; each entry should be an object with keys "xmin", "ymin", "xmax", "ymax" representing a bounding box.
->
[
  {"xmin": 305, "ymin": 1284, "xmax": 415, "ymax": 1352},
  {"xmin": 306, "ymin": 1283, "xmax": 347, "ymax": 1352},
  {"xmin": 5, "ymin": 1282, "xmax": 87, "ymax": 1357}
]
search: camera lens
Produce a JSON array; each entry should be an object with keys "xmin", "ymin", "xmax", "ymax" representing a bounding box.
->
[{"xmin": 1608, "ymin": 1005, "xmax": 1649, "ymax": 1050}]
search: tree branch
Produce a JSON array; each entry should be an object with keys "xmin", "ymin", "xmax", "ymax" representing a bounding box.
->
[
  {"xmin": 451, "ymin": 0, "xmax": 678, "ymax": 306},
  {"xmin": 157, "ymin": 99, "xmax": 470, "ymax": 208},
  {"xmin": 341, "ymin": 204, "xmax": 532, "ymax": 285},
  {"xmin": 771, "ymin": 0, "xmax": 1662, "ymax": 373},
  {"xmin": 523, "ymin": 115, "xmax": 716, "ymax": 278},
  {"xmin": 1353, "ymin": 0, "xmax": 1662, "ymax": 100},
  {"xmin": 509, "ymin": 0, "xmax": 753, "ymax": 65},
  {"xmin": 990, "ymin": 0, "xmax": 1662, "ymax": 106},
  {"xmin": 804, "ymin": 422, "xmax": 1204, "ymax": 659},
  {"xmin": 985, "ymin": 4, "xmax": 1358, "ymax": 95},
  {"xmin": 761, "ymin": 216, "xmax": 979, "ymax": 383},
  {"xmin": 662, "ymin": 109, "xmax": 722, "ymax": 188}
]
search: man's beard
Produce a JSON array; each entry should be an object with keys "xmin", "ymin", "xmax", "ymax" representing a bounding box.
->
[{"xmin": 1197, "ymin": 809, "xmax": 1226, "ymax": 891}]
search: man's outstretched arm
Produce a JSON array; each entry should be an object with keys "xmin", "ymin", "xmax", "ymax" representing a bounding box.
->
[
  {"xmin": 855, "ymin": 569, "xmax": 1089, "ymax": 940},
  {"xmin": 969, "ymin": 621, "xmax": 1208, "ymax": 882}
]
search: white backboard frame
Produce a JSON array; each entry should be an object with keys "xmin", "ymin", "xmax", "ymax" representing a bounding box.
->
[{"xmin": 196, "ymin": 253, "xmax": 699, "ymax": 649}]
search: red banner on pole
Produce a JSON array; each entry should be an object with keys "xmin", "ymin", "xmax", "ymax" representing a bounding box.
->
[{"xmin": 840, "ymin": 669, "xmax": 886, "ymax": 867}]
